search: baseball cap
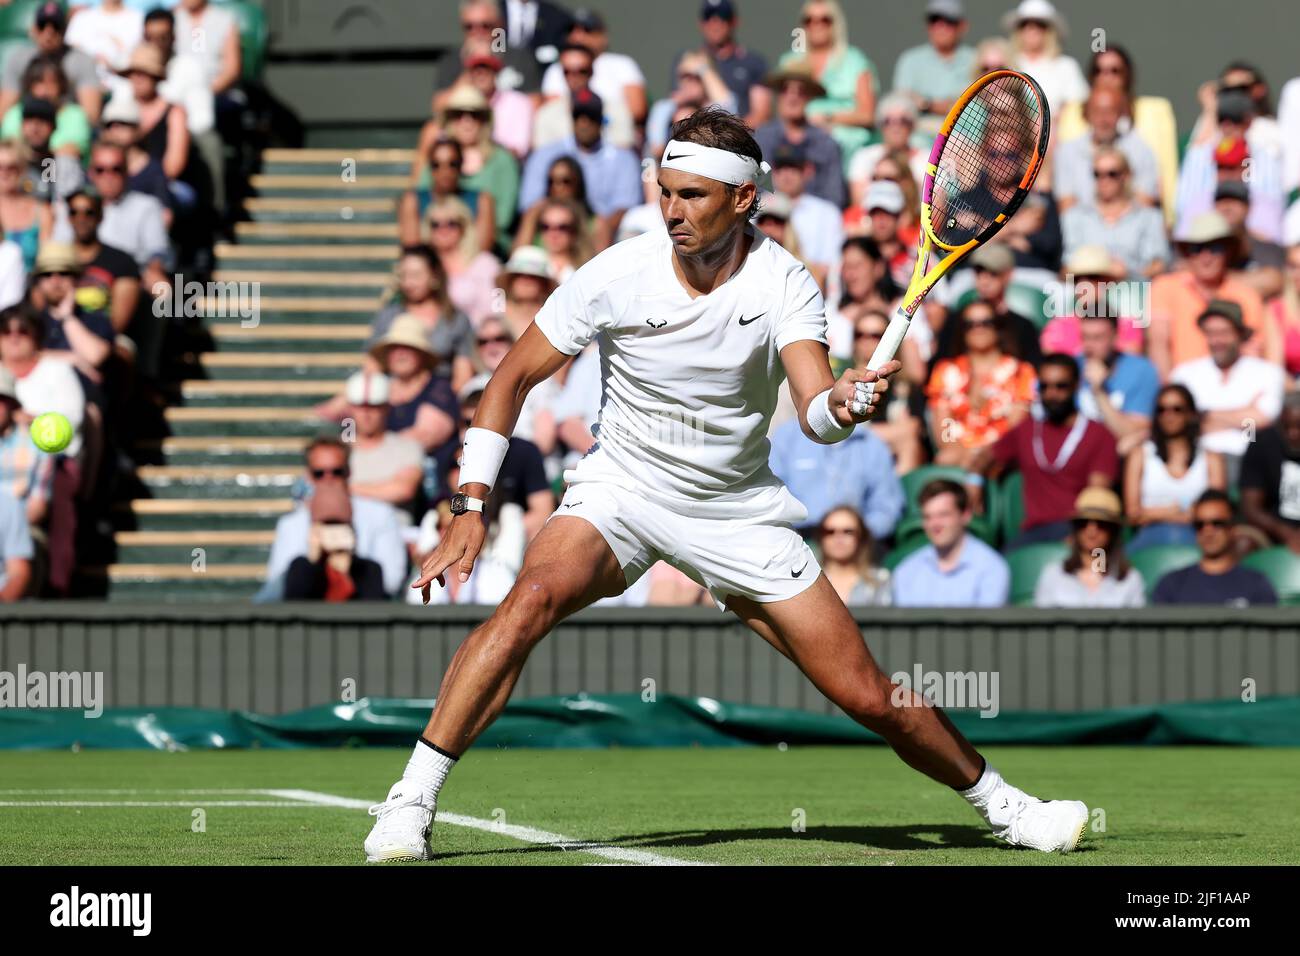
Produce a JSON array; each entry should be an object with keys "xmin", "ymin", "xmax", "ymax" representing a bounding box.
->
[
  {"xmin": 570, "ymin": 8, "xmax": 605, "ymax": 32},
  {"xmin": 1216, "ymin": 90, "xmax": 1253, "ymax": 124},
  {"xmin": 458, "ymin": 372, "xmax": 492, "ymax": 404},
  {"xmin": 34, "ymin": 1, "xmax": 66, "ymax": 30},
  {"xmin": 1214, "ymin": 180, "xmax": 1250, "ymax": 204},
  {"xmin": 757, "ymin": 191, "xmax": 794, "ymax": 222},
  {"xmin": 571, "ymin": 88, "xmax": 604, "ymax": 122},
  {"xmin": 502, "ymin": 245, "xmax": 555, "ymax": 282},
  {"xmin": 1063, "ymin": 244, "xmax": 1120, "ymax": 279},
  {"xmin": 101, "ymin": 94, "xmax": 141, "ymax": 126},
  {"xmin": 969, "ymin": 244, "xmax": 1015, "ymax": 273},
  {"xmin": 1196, "ymin": 298, "xmax": 1248, "ymax": 335},
  {"xmin": 344, "ymin": 370, "xmax": 391, "ymax": 406},
  {"xmin": 21, "ymin": 96, "xmax": 56, "ymax": 123},
  {"xmin": 864, "ymin": 179, "xmax": 905, "ymax": 215},
  {"xmin": 771, "ymin": 141, "xmax": 808, "ymax": 168},
  {"xmin": 1176, "ymin": 211, "xmax": 1234, "ymax": 245},
  {"xmin": 926, "ymin": 0, "xmax": 965, "ymax": 21},
  {"xmin": 700, "ymin": 0, "xmax": 736, "ymax": 20}
]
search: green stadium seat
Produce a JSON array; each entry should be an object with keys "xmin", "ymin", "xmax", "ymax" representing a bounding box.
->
[
  {"xmin": 900, "ymin": 464, "xmax": 968, "ymax": 509},
  {"xmin": 883, "ymin": 534, "xmax": 928, "ymax": 570},
  {"xmin": 1242, "ymin": 547, "xmax": 1300, "ymax": 605},
  {"xmin": 1006, "ymin": 541, "xmax": 1069, "ymax": 606},
  {"xmin": 1004, "ymin": 283, "xmax": 1052, "ymax": 330},
  {"xmin": 896, "ymin": 463, "xmax": 995, "ymax": 547},
  {"xmin": 214, "ymin": 0, "xmax": 269, "ymax": 83},
  {"xmin": 1128, "ymin": 545, "xmax": 1200, "ymax": 597},
  {"xmin": 0, "ymin": 0, "xmax": 48, "ymax": 40},
  {"xmin": 995, "ymin": 470, "xmax": 1024, "ymax": 547}
]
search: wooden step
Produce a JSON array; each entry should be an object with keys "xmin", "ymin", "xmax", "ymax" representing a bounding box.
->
[
  {"xmin": 210, "ymin": 323, "xmax": 370, "ymax": 339},
  {"xmin": 164, "ymin": 406, "xmax": 322, "ymax": 422},
  {"xmin": 137, "ymin": 465, "xmax": 297, "ymax": 480},
  {"xmin": 263, "ymin": 148, "xmax": 416, "ymax": 163},
  {"xmin": 118, "ymin": 498, "xmax": 295, "ymax": 515},
  {"xmin": 115, "ymin": 530, "xmax": 277, "ymax": 546},
  {"xmin": 251, "ymin": 174, "xmax": 410, "ymax": 189},
  {"xmin": 215, "ymin": 243, "xmax": 400, "ymax": 260},
  {"xmin": 204, "ymin": 295, "xmax": 379, "ymax": 311},
  {"xmin": 143, "ymin": 436, "xmax": 311, "ymax": 453},
  {"xmin": 180, "ymin": 380, "xmax": 341, "ymax": 397},
  {"xmin": 98, "ymin": 563, "xmax": 267, "ymax": 581},
  {"xmin": 245, "ymin": 197, "xmax": 394, "ymax": 212},
  {"xmin": 199, "ymin": 352, "xmax": 363, "ymax": 368},
  {"xmin": 234, "ymin": 221, "xmax": 399, "ymax": 240},
  {"xmin": 212, "ymin": 270, "xmax": 392, "ymax": 286}
]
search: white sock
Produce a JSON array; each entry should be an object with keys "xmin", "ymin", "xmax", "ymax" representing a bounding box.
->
[
  {"xmin": 404, "ymin": 739, "xmax": 457, "ymax": 806},
  {"xmin": 956, "ymin": 761, "xmax": 1023, "ymax": 828}
]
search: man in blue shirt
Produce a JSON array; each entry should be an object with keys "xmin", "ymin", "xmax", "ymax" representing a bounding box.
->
[
  {"xmin": 518, "ymin": 89, "xmax": 642, "ymax": 235},
  {"xmin": 892, "ymin": 479, "xmax": 1009, "ymax": 607},
  {"xmin": 768, "ymin": 417, "xmax": 903, "ymax": 539},
  {"xmin": 668, "ymin": 0, "xmax": 769, "ymax": 127},
  {"xmin": 1152, "ymin": 490, "xmax": 1278, "ymax": 605},
  {"xmin": 1077, "ymin": 312, "xmax": 1158, "ymax": 449},
  {"xmin": 891, "ymin": 0, "xmax": 976, "ymax": 132}
]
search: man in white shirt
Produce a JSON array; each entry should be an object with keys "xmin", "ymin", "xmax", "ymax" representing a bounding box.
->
[
  {"xmin": 363, "ymin": 107, "xmax": 1089, "ymax": 863},
  {"xmin": 539, "ymin": 8, "xmax": 646, "ymax": 132},
  {"xmin": 64, "ymin": 0, "xmax": 142, "ymax": 82},
  {"xmin": 1171, "ymin": 299, "xmax": 1285, "ymax": 472}
]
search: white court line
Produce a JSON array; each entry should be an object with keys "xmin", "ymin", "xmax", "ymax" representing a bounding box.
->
[
  {"xmin": 268, "ymin": 789, "xmax": 711, "ymax": 867},
  {"xmin": 0, "ymin": 801, "xmax": 323, "ymax": 807}
]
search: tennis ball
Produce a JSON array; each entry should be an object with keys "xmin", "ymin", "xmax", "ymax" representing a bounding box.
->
[{"xmin": 30, "ymin": 412, "xmax": 74, "ymax": 454}]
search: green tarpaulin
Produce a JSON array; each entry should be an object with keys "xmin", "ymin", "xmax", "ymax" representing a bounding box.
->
[{"xmin": 1, "ymin": 694, "xmax": 1298, "ymax": 750}]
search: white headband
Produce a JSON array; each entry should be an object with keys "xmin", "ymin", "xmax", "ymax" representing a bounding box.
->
[{"xmin": 660, "ymin": 139, "xmax": 771, "ymax": 186}]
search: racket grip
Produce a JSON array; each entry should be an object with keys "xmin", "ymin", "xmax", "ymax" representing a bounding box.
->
[{"xmin": 859, "ymin": 305, "xmax": 913, "ymax": 399}]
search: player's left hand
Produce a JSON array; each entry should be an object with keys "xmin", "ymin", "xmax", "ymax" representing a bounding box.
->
[{"xmin": 831, "ymin": 359, "xmax": 901, "ymax": 424}]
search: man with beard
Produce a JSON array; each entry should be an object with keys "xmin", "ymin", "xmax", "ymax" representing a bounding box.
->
[{"xmin": 966, "ymin": 353, "xmax": 1119, "ymax": 548}]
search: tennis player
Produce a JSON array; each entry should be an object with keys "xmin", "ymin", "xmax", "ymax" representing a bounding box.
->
[{"xmin": 365, "ymin": 108, "xmax": 1088, "ymax": 862}]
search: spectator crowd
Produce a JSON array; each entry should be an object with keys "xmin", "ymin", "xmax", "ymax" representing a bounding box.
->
[{"xmin": 6, "ymin": 0, "xmax": 1300, "ymax": 611}]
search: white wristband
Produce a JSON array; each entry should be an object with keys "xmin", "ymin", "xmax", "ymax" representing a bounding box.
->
[
  {"xmin": 459, "ymin": 426, "xmax": 510, "ymax": 491},
  {"xmin": 807, "ymin": 388, "xmax": 854, "ymax": 443}
]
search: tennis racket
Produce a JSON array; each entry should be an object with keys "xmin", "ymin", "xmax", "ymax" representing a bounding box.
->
[{"xmin": 853, "ymin": 69, "xmax": 1050, "ymax": 413}]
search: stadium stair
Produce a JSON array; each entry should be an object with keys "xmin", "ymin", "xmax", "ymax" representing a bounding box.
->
[{"xmin": 99, "ymin": 147, "xmax": 414, "ymax": 601}]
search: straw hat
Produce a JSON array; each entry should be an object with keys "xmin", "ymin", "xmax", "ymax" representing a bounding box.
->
[
  {"xmin": 368, "ymin": 314, "xmax": 438, "ymax": 367},
  {"xmin": 763, "ymin": 64, "xmax": 828, "ymax": 100},
  {"xmin": 32, "ymin": 242, "xmax": 82, "ymax": 276},
  {"xmin": 441, "ymin": 85, "xmax": 492, "ymax": 119},
  {"xmin": 1072, "ymin": 487, "xmax": 1122, "ymax": 524},
  {"xmin": 118, "ymin": 45, "xmax": 167, "ymax": 80}
]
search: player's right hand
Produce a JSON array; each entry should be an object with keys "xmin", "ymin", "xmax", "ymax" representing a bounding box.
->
[{"xmin": 412, "ymin": 514, "xmax": 486, "ymax": 604}]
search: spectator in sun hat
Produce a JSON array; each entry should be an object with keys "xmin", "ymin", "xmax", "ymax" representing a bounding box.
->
[
  {"xmin": 519, "ymin": 88, "xmax": 642, "ymax": 249},
  {"xmin": 1002, "ymin": 0, "xmax": 1086, "ymax": 116},
  {"xmin": 1033, "ymin": 487, "xmax": 1145, "ymax": 608},
  {"xmin": 1176, "ymin": 90, "xmax": 1286, "ymax": 246},
  {"xmin": 667, "ymin": 0, "xmax": 770, "ymax": 128},
  {"xmin": 432, "ymin": 41, "xmax": 535, "ymax": 160},
  {"xmin": 769, "ymin": 141, "xmax": 842, "ymax": 291},
  {"xmin": 892, "ymin": 0, "xmax": 975, "ymax": 132},
  {"xmin": 369, "ymin": 314, "xmax": 459, "ymax": 459},
  {"xmin": 496, "ymin": 245, "xmax": 557, "ymax": 340},
  {"xmin": 1171, "ymin": 299, "xmax": 1285, "ymax": 474},
  {"xmin": 29, "ymin": 242, "xmax": 113, "ymax": 389},
  {"xmin": 1212, "ymin": 179, "xmax": 1284, "ymax": 301},
  {"xmin": 540, "ymin": 8, "xmax": 647, "ymax": 131},
  {"xmin": 342, "ymin": 370, "xmax": 424, "ymax": 514},
  {"xmin": 754, "ymin": 63, "xmax": 846, "ymax": 209},
  {"xmin": 1149, "ymin": 212, "xmax": 1280, "ymax": 378},
  {"xmin": 1039, "ymin": 245, "xmax": 1148, "ymax": 358},
  {"xmin": 0, "ymin": 1, "xmax": 102, "ymax": 125}
]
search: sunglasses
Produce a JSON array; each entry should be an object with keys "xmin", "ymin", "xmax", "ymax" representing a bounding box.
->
[
  {"xmin": 1157, "ymin": 404, "xmax": 1189, "ymax": 414},
  {"xmin": 445, "ymin": 109, "xmax": 485, "ymax": 122},
  {"xmin": 855, "ymin": 327, "xmax": 885, "ymax": 340},
  {"xmin": 881, "ymin": 115, "xmax": 912, "ymax": 127},
  {"xmin": 802, "ymin": 14, "xmax": 833, "ymax": 25},
  {"xmin": 1072, "ymin": 518, "xmax": 1116, "ymax": 530},
  {"xmin": 430, "ymin": 159, "xmax": 462, "ymax": 170},
  {"xmin": 1194, "ymin": 518, "xmax": 1231, "ymax": 531},
  {"xmin": 461, "ymin": 19, "xmax": 494, "ymax": 31},
  {"xmin": 40, "ymin": 270, "xmax": 76, "ymax": 278},
  {"xmin": 428, "ymin": 219, "xmax": 464, "ymax": 229},
  {"xmin": 563, "ymin": 67, "xmax": 593, "ymax": 77},
  {"xmin": 1039, "ymin": 380, "xmax": 1075, "ymax": 392},
  {"xmin": 310, "ymin": 467, "xmax": 349, "ymax": 480},
  {"xmin": 68, "ymin": 206, "xmax": 98, "ymax": 218},
  {"xmin": 548, "ymin": 175, "xmax": 574, "ymax": 186},
  {"xmin": 820, "ymin": 526, "xmax": 858, "ymax": 537},
  {"xmin": 540, "ymin": 221, "xmax": 575, "ymax": 233},
  {"xmin": 477, "ymin": 334, "xmax": 511, "ymax": 346},
  {"xmin": 1, "ymin": 326, "xmax": 31, "ymax": 337},
  {"xmin": 1093, "ymin": 168, "xmax": 1124, "ymax": 179},
  {"xmin": 964, "ymin": 317, "xmax": 997, "ymax": 329},
  {"xmin": 1186, "ymin": 241, "xmax": 1228, "ymax": 255},
  {"xmin": 927, "ymin": 15, "xmax": 959, "ymax": 25},
  {"xmin": 1096, "ymin": 64, "xmax": 1126, "ymax": 75},
  {"xmin": 91, "ymin": 164, "xmax": 125, "ymax": 175}
]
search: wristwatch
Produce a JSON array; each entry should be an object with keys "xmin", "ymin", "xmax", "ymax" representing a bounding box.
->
[{"xmin": 449, "ymin": 493, "xmax": 485, "ymax": 516}]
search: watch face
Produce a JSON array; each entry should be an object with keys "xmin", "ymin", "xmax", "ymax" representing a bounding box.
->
[{"xmin": 450, "ymin": 493, "xmax": 467, "ymax": 515}]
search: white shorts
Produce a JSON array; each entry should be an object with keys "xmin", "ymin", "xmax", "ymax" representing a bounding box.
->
[{"xmin": 548, "ymin": 473, "xmax": 821, "ymax": 612}]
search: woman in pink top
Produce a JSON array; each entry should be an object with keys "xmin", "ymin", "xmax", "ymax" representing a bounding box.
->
[{"xmin": 426, "ymin": 194, "xmax": 500, "ymax": 327}]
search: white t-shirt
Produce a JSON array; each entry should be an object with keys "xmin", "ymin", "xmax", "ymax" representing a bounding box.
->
[
  {"xmin": 789, "ymin": 192, "xmax": 844, "ymax": 268},
  {"xmin": 533, "ymin": 227, "xmax": 828, "ymax": 504},
  {"xmin": 541, "ymin": 50, "xmax": 645, "ymax": 104},
  {"xmin": 1171, "ymin": 355, "xmax": 1285, "ymax": 456},
  {"xmin": 13, "ymin": 356, "xmax": 86, "ymax": 458},
  {"xmin": 0, "ymin": 239, "xmax": 25, "ymax": 310},
  {"xmin": 66, "ymin": 5, "xmax": 143, "ymax": 77}
]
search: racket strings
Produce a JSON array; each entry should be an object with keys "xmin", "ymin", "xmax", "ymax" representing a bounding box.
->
[{"xmin": 931, "ymin": 75, "xmax": 1043, "ymax": 246}]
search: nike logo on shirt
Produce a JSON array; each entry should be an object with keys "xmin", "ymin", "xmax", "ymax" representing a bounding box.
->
[
  {"xmin": 792, "ymin": 561, "xmax": 808, "ymax": 578},
  {"xmin": 739, "ymin": 312, "xmax": 766, "ymax": 326}
]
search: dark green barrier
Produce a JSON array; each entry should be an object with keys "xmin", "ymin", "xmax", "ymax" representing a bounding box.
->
[{"xmin": 2, "ymin": 694, "xmax": 1297, "ymax": 750}]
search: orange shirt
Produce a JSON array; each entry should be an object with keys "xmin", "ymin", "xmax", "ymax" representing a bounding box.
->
[
  {"xmin": 926, "ymin": 354, "xmax": 1036, "ymax": 448},
  {"xmin": 1150, "ymin": 271, "xmax": 1268, "ymax": 369}
]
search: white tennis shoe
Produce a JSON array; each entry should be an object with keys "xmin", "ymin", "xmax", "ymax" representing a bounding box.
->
[
  {"xmin": 988, "ymin": 789, "xmax": 1089, "ymax": 853},
  {"xmin": 364, "ymin": 779, "xmax": 434, "ymax": 863}
]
